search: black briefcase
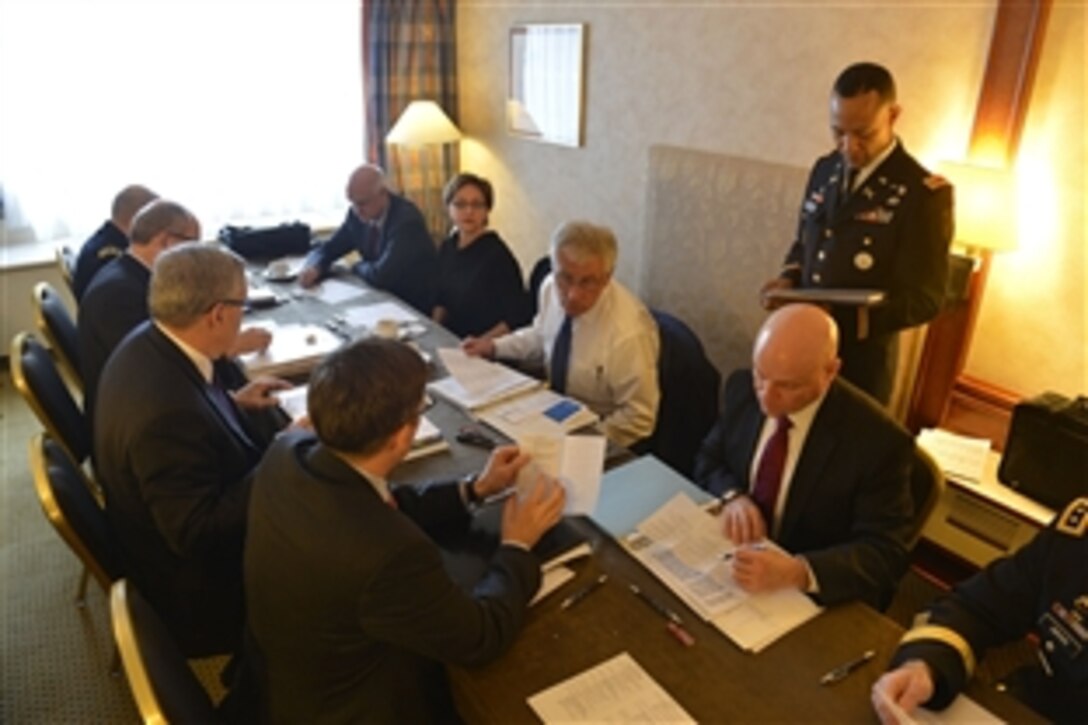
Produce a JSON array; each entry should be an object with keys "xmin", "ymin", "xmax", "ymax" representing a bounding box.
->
[
  {"xmin": 999, "ymin": 392, "xmax": 1088, "ymax": 510},
  {"xmin": 218, "ymin": 222, "xmax": 312, "ymax": 260}
]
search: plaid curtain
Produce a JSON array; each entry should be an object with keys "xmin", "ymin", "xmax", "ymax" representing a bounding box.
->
[{"xmin": 363, "ymin": 0, "xmax": 458, "ymax": 241}]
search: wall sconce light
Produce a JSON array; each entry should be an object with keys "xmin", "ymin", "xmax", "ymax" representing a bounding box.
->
[{"xmin": 386, "ymin": 100, "xmax": 461, "ymax": 146}]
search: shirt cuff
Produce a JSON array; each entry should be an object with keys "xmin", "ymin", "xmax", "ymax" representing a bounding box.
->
[
  {"xmin": 798, "ymin": 555, "xmax": 820, "ymax": 594},
  {"xmin": 500, "ymin": 539, "xmax": 532, "ymax": 552}
]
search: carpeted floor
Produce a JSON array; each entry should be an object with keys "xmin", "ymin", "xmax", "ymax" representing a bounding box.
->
[{"xmin": 0, "ymin": 365, "xmax": 1034, "ymax": 723}]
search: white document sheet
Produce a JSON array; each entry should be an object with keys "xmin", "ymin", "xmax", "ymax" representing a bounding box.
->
[
  {"xmin": 527, "ymin": 652, "xmax": 695, "ymax": 724},
  {"xmin": 530, "ymin": 566, "xmax": 576, "ymax": 606},
  {"xmin": 627, "ymin": 493, "xmax": 822, "ymax": 651},
  {"xmin": 873, "ymin": 686, "xmax": 1004, "ymax": 724},
  {"xmin": 239, "ymin": 322, "xmax": 342, "ymax": 378},
  {"xmin": 429, "ymin": 348, "xmax": 541, "ymax": 410},
  {"xmin": 917, "ymin": 428, "xmax": 992, "ymax": 483},
  {"xmin": 516, "ymin": 433, "xmax": 606, "ymax": 516},
  {"xmin": 302, "ymin": 278, "xmax": 369, "ymax": 305},
  {"xmin": 478, "ymin": 387, "xmax": 599, "ymax": 440},
  {"xmin": 341, "ymin": 300, "xmax": 421, "ymax": 328}
]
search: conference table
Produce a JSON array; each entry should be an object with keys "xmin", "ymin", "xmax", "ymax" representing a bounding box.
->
[{"xmin": 246, "ymin": 267, "xmax": 1040, "ymax": 723}]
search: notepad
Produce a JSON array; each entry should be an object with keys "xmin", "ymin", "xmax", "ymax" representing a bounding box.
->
[{"xmin": 239, "ymin": 322, "xmax": 342, "ymax": 378}]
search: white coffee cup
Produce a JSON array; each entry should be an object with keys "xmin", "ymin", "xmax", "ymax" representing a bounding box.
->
[
  {"xmin": 268, "ymin": 259, "xmax": 290, "ymax": 278},
  {"xmin": 374, "ymin": 319, "xmax": 399, "ymax": 339}
]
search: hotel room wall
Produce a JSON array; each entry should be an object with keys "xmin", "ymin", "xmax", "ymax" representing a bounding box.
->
[{"xmin": 457, "ymin": 2, "xmax": 1085, "ymax": 400}]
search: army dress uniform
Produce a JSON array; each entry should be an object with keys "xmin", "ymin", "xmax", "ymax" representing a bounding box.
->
[
  {"xmin": 779, "ymin": 142, "xmax": 953, "ymax": 403},
  {"xmin": 72, "ymin": 220, "xmax": 131, "ymax": 301},
  {"xmin": 888, "ymin": 497, "xmax": 1088, "ymax": 723}
]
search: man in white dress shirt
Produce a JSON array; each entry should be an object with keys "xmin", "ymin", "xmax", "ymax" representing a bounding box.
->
[{"xmin": 463, "ymin": 221, "xmax": 659, "ymax": 448}]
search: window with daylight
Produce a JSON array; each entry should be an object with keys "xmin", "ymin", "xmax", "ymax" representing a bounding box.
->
[{"xmin": 0, "ymin": 0, "xmax": 363, "ymax": 246}]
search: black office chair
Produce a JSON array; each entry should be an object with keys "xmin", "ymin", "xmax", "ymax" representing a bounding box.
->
[
  {"xmin": 29, "ymin": 432, "xmax": 122, "ymax": 605},
  {"xmin": 634, "ymin": 310, "xmax": 722, "ymax": 478},
  {"xmin": 527, "ymin": 255, "xmax": 552, "ymax": 318},
  {"xmin": 32, "ymin": 281, "xmax": 84, "ymax": 393},
  {"xmin": 111, "ymin": 579, "xmax": 220, "ymax": 724},
  {"xmin": 55, "ymin": 245, "xmax": 77, "ymax": 296},
  {"xmin": 906, "ymin": 445, "xmax": 945, "ymax": 549},
  {"xmin": 10, "ymin": 332, "xmax": 92, "ymax": 466}
]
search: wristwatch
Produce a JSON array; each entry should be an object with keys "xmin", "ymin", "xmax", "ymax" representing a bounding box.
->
[
  {"xmin": 720, "ymin": 488, "xmax": 746, "ymax": 506},
  {"xmin": 461, "ymin": 474, "xmax": 482, "ymax": 507}
]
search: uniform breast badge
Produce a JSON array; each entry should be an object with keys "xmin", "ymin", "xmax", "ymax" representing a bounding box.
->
[{"xmin": 854, "ymin": 252, "xmax": 874, "ymax": 271}]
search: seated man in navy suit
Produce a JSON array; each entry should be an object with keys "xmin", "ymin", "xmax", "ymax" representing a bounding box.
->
[
  {"xmin": 94, "ymin": 244, "xmax": 291, "ymax": 656},
  {"xmin": 72, "ymin": 184, "xmax": 158, "ymax": 300},
  {"xmin": 299, "ymin": 163, "xmax": 438, "ymax": 314},
  {"xmin": 79, "ymin": 200, "xmax": 271, "ymax": 425},
  {"xmin": 245, "ymin": 338, "xmax": 565, "ymax": 722},
  {"xmin": 694, "ymin": 303, "xmax": 913, "ymax": 610}
]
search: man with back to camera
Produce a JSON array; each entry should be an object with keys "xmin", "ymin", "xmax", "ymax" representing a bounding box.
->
[
  {"xmin": 761, "ymin": 62, "xmax": 953, "ymax": 405},
  {"xmin": 244, "ymin": 338, "xmax": 566, "ymax": 722},
  {"xmin": 693, "ymin": 304, "xmax": 914, "ymax": 610},
  {"xmin": 298, "ymin": 163, "xmax": 439, "ymax": 314},
  {"xmin": 872, "ymin": 497, "xmax": 1088, "ymax": 723},
  {"xmin": 94, "ymin": 244, "xmax": 291, "ymax": 656},
  {"xmin": 72, "ymin": 184, "xmax": 158, "ymax": 300},
  {"xmin": 462, "ymin": 220, "xmax": 660, "ymax": 449},
  {"xmin": 79, "ymin": 199, "xmax": 273, "ymax": 427}
]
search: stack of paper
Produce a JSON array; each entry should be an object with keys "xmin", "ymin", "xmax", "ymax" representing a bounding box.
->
[
  {"xmin": 240, "ymin": 322, "xmax": 342, "ymax": 378},
  {"xmin": 274, "ymin": 385, "xmax": 449, "ymax": 461},
  {"xmin": 626, "ymin": 493, "xmax": 821, "ymax": 652},
  {"xmin": 478, "ymin": 387, "xmax": 599, "ymax": 440},
  {"xmin": 917, "ymin": 428, "xmax": 992, "ymax": 483},
  {"xmin": 428, "ymin": 348, "xmax": 541, "ymax": 410}
]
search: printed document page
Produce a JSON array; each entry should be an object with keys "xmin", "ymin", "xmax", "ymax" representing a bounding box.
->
[
  {"xmin": 917, "ymin": 428, "xmax": 992, "ymax": 483},
  {"xmin": 527, "ymin": 652, "xmax": 695, "ymax": 724},
  {"xmin": 516, "ymin": 433, "xmax": 606, "ymax": 516},
  {"xmin": 429, "ymin": 348, "xmax": 540, "ymax": 410},
  {"xmin": 240, "ymin": 322, "xmax": 342, "ymax": 377},
  {"xmin": 478, "ymin": 387, "xmax": 599, "ymax": 439},
  {"xmin": 873, "ymin": 685, "xmax": 1003, "ymax": 724},
  {"xmin": 300, "ymin": 278, "xmax": 369, "ymax": 305}
]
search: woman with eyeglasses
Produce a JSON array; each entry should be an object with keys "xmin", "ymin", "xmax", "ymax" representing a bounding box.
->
[{"xmin": 432, "ymin": 173, "xmax": 530, "ymax": 339}]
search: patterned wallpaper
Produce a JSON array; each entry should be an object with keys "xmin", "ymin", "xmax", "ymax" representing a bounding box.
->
[{"xmin": 457, "ymin": 2, "xmax": 1085, "ymax": 397}]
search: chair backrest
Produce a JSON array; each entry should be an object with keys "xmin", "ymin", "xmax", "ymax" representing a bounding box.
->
[
  {"xmin": 10, "ymin": 332, "xmax": 91, "ymax": 464},
  {"xmin": 111, "ymin": 579, "xmax": 219, "ymax": 725},
  {"xmin": 527, "ymin": 255, "xmax": 552, "ymax": 318},
  {"xmin": 32, "ymin": 281, "xmax": 84, "ymax": 391},
  {"xmin": 640, "ymin": 309, "xmax": 723, "ymax": 477},
  {"xmin": 55, "ymin": 245, "xmax": 76, "ymax": 294},
  {"xmin": 29, "ymin": 432, "xmax": 123, "ymax": 591},
  {"xmin": 907, "ymin": 445, "xmax": 945, "ymax": 549}
]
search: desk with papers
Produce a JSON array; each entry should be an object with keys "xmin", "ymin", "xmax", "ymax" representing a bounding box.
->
[{"xmin": 242, "ymin": 269, "xmax": 1038, "ymax": 723}]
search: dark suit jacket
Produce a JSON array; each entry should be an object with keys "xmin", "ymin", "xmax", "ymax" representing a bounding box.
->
[
  {"xmin": 94, "ymin": 322, "xmax": 265, "ymax": 656},
  {"xmin": 782, "ymin": 143, "xmax": 953, "ymax": 401},
  {"xmin": 78, "ymin": 254, "xmax": 150, "ymax": 422},
  {"xmin": 693, "ymin": 370, "xmax": 913, "ymax": 610},
  {"xmin": 306, "ymin": 194, "xmax": 438, "ymax": 314},
  {"xmin": 73, "ymin": 220, "xmax": 129, "ymax": 301},
  {"xmin": 245, "ymin": 431, "xmax": 541, "ymax": 724}
]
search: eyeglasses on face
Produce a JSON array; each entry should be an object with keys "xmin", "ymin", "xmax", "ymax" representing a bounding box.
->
[
  {"xmin": 205, "ymin": 297, "xmax": 247, "ymax": 313},
  {"xmin": 554, "ymin": 269, "xmax": 607, "ymax": 291},
  {"xmin": 450, "ymin": 200, "xmax": 488, "ymax": 210}
]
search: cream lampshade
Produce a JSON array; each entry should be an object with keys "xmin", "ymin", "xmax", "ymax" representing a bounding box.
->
[{"xmin": 386, "ymin": 100, "xmax": 461, "ymax": 146}]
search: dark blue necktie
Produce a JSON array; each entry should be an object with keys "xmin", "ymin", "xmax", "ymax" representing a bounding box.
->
[{"xmin": 550, "ymin": 315, "xmax": 573, "ymax": 394}]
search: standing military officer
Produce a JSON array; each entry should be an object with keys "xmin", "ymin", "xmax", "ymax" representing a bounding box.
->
[
  {"xmin": 872, "ymin": 497, "xmax": 1088, "ymax": 723},
  {"xmin": 761, "ymin": 62, "xmax": 953, "ymax": 405}
]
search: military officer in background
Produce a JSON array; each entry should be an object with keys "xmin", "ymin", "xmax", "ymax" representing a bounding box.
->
[
  {"xmin": 762, "ymin": 62, "xmax": 953, "ymax": 405},
  {"xmin": 872, "ymin": 497, "xmax": 1088, "ymax": 724}
]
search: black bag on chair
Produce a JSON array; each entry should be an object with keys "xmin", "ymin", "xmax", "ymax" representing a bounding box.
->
[{"xmin": 218, "ymin": 222, "xmax": 312, "ymax": 260}]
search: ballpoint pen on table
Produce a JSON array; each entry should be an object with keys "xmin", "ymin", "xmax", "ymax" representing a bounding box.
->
[
  {"xmin": 560, "ymin": 574, "xmax": 608, "ymax": 610},
  {"xmin": 628, "ymin": 584, "xmax": 696, "ymax": 646},
  {"xmin": 819, "ymin": 649, "xmax": 877, "ymax": 685}
]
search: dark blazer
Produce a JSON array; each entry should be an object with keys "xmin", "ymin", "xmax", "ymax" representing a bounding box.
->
[
  {"xmin": 889, "ymin": 500, "xmax": 1088, "ymax": 721},
  {"xmin": 693, "ymin": 370, "xmax": 914, "ymax": 610},
  {"xmin": 73, "ymin": 220, "xmax": 129, "ymax": 300},
  {"xmin": 245, "ymin": 431, "xmax": 541, "ymax": 724},
  {"xmin": 306, "ymin": 194, "xmax": 438, "ymax": 314},
  {"xmin": 435, "ymin": 230, "xmax": 529, "ymax": 338},
  {"xmin": 782, "ymin": 143, "xmax": 953, "ymax": 402},
  {"xmin": 94, "ymin": 322, "xmax": 265, "ymax": 656},
  {"xmin": 78, "ymin": 254, "xmax": 151, "ymax": 422}
]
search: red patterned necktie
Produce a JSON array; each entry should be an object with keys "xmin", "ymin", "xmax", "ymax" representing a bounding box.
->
[{"xmin": 752, "ymin": 415, "xmax": 792, "ymax": 526}]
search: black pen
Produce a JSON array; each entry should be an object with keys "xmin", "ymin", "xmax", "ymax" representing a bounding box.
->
[
  {"xmin": 819, "ymin": 649, "xmax": 876, "ymax": 685},
  {"xmin": 628, "ymin": 584, "xmax": 683, "ymax": 625},
  {"xmin": 560, "ymin": 574, "xmax": 607, "ymax": 610}
]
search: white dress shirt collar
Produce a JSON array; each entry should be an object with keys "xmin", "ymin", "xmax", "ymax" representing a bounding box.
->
[{"xmin": 154, "ymin": 321, "xmax": 214, "ymax": 384}]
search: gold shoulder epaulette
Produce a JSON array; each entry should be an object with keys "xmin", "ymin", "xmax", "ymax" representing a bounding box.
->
[
  {"xmin": 923, "ymin": 174, "xmax": 950, "ymax": 191},
  {"xmin": 1056, "ymin": 497, "xmax": 1088, "ymax": 537}
]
